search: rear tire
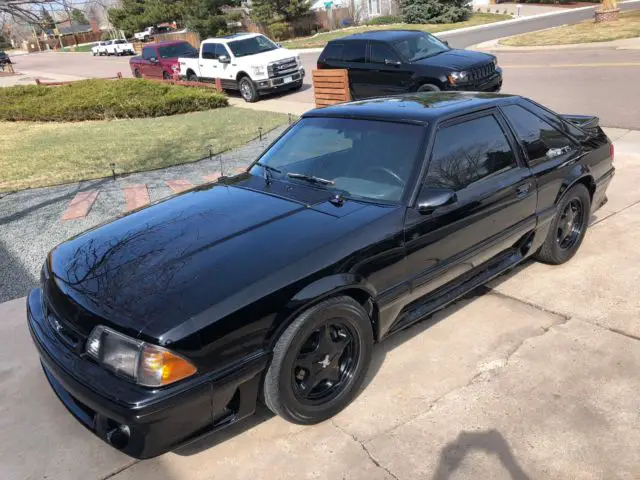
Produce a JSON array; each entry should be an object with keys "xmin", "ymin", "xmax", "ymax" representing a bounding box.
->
[
  {"xmin": 239, "ymin": 76, "xmax": 259, "ymax": 103},
  {"xmin": 534, "ymin": 183, "xmax": 591, "ymax": 265},
  {"xmin": 417, "ymin": 83, "xmax": 440, "ymax": 92},
  {"xmin": 263, "ymin": 296, "xmax": 373, "ymax": 424},
  {"xmin": 162, "ymin": 71, "xmax": 171, "ymax": 80},
  {"xmin": 187, "ymin": 71, "xmax": 198, "ymax": 82},
  {"xmin": 134, "ymin": 69, "xmax": 141, "ymax": 78}
]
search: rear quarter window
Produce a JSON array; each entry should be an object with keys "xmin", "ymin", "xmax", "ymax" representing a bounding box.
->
[{"xmin": 322, "ymin": 43, "xmax": 344, "ymax": 62}]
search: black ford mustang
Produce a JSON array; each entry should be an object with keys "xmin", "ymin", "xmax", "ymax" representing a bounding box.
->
[{"xmin": 27, "ymin": 92, "xmax": 614, "ymax": 459}]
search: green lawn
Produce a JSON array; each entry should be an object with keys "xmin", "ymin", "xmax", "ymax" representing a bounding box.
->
[
  {"xmin": 63, "ymin": 43, "xmax": 97, "ymax": 52},
  {"xmin": 282, "ymin": 13, "xmax": 511, "ymax": 49},
  {"xmin": 500, "ymin": 9, "xmax": 640, "ymax": 46},
  {"xmin": 0, "ymin": 108, "xmax": 288, "ymax": 192}
]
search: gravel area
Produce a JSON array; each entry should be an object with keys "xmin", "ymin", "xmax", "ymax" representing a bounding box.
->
[{"xmin": 0, "ymin": 124, "xmax": 288, "ymax": 303}]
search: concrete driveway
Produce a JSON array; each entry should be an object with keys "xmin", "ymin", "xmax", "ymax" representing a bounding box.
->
[{"xmin": 1, "ymin": 128, "xmax": 639, "ymax": 479}]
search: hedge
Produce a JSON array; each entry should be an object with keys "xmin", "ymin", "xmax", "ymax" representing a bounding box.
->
[
  {"xmin": 0, "ymin": 79, "xmax": 228, "ymax": 122},
  {"xmin": 365, "ymin": 15, "xmax": 404, "ymax": 25}
]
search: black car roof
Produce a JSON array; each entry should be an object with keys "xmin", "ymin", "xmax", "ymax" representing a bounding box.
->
[
  {"xmin": 303, "ymin": 92, "xmax": 518, "ymax": 124},
  {"xmin": 333, "ymin": 29, "xmax": 432, "ymax": 43}
]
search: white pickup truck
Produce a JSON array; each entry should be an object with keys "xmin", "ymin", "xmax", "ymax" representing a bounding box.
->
[
  {"xmin": 135, "ymin": 27, "xmax": 154, "ymax": 42},
  {"xmin": 105, "ymin": 39, "xmax": 136, "ymax": 56},
  {"xmin": 178, "ymin": 33, "xmax": 305, "ymax": 103}
]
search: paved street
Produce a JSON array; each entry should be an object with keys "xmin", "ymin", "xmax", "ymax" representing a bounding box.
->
[{"xmin": 2, "ymin": 128, "xmax": 640, "ymax": 479}]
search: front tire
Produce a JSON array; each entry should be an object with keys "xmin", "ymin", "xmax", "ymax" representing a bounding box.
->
[
  {"xmin": 417, "ymin": 83, "xmax": 441, "ymax": 92},
  {"xmin": 239, "ymin": 76, "xmax": 259, "ymax": 103},
  {"xmin": 263, "ymin": 296, "xmax": 373, "ymax": 424},
  {"xmin": 133, "ymin": 68, "xmax": 141, "ymax": 78},
  {"xmin": 290, "ymin": 80, "xmax": 303, "ymax": 91},
  {"xmin": 534, "ymin": 183, "xmax": 591, "ymax": 265}
]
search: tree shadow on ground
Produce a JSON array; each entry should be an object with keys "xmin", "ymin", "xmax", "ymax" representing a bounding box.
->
[
  {"xmin": 0, "ymin": 238, "xmax": 38, "ymax": 303},
  {"xmin": 433, "ymin": 429, "xmax": 531, "ymax": 480}
]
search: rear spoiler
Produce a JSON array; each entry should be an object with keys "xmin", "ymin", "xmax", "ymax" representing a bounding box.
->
[{"xmin": 560, "ymin": 114, "xmax": 600, "ymax": 134}]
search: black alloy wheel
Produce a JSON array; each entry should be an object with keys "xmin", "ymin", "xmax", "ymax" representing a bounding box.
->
[
  {"xmin": 263, "ymin": 296, "xmax": 373, "ymax": 424},
  {"xmin": 535, "ymin": 183, "xmax": 591, "ymax": 265}
]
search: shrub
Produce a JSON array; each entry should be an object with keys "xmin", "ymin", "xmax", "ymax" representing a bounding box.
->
[
  {"xmin": 0, "ymin": 79, "xmax": 228, "ymax": 122},
  {"xmin": 402, "ymin": 0, "xmax": 472, "ymax": 24},
  {"xmin": 269, "ymin": 21, "xmax": 291, "ymax": 41},
  {"xmin": 366, "ymin": 15, "xmax": 404, "ymax": 25}
]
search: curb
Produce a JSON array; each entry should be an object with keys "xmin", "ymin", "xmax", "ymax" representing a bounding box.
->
[{"xmin": 472, "ymin": 36, "xmax": 640, "ymax": 52}]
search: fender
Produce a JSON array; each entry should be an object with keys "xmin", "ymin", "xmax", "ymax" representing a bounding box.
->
[
  {"xmin": 266, "ymin": 274, "xmax": 379, "ymax": 347},
  {"xmin": 554, "ymin": 162, "xmax": 595, "ymax": 205}
]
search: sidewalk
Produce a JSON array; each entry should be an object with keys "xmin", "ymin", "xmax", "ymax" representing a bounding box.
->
[
  {"xmin": 0, "ymin": 69, "xmax": 85, "ymax": 87},
  {"xmin": 472, "ymin": 35, "xmax": 640, "ymax": 52}
]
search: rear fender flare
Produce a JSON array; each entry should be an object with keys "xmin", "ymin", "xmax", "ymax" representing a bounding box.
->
[{"xmin": 554, "ymin": 163, "xmax": 595, "ymax": 205}]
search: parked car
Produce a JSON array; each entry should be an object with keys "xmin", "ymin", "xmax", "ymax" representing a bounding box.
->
[
  {"xmin": 105, "ymin": 39, "xmax": 136, "ymax": 56},
  {"xmin": 134, "ymin": 27, "xmax": 154, "ymax": 42},
  {"xmin": 317, "ymin": 30, "xmax": 503, "ymax": 98},
  {"xmin": 92, "ymin": 41, "xmax": 111, "ymax": 56},
  {"xmin": 0, "ymin": 50, "xmax": 11, "ymax": 66},
  {"xmin": 129, "ymin": 40, "xmax": 197, "ymax": 80},
  {"xmin": 179, "ymin": 33, "xmax": 305, "ymax": 102},
  {"xmin": 27, "ymin": 92, "xmax": 614, "ymax": 459}
]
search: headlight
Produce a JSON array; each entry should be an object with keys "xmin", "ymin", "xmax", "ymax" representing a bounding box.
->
[
  {"xmin": 448, "ymin": 71, "xmax": 469, "ymax": 85},
  {"xmin": 251, "ymin": 65, "xmax": 266, "ymax": 76},
  {"xmin": 492, "ymin": 57, "xmax": 498, "ymax": 68},
  {"xmin": 86, "ymin": 326, "xmax": 197, "ymax": 387}
]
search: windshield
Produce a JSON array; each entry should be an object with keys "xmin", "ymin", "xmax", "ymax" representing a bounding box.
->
[
  {"xmin": 250, "ymin": 117, "xmax": 425, "ymax": 203},
  {"xmin": 394, "ymin": 32, "xmax": 449, "ymax": 62},
  {"xmin": 228, "ymin": 35, "xmax": 278, "ymax": 58},
  {"xmin": 158, "ymin": 42, "xmax": 198, "ymax": 59}
]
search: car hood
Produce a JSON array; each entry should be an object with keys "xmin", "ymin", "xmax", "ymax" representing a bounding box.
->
[
  {"xmin": 412, "ymin": 49, "xmax": 494, "ymax": 71},
  {"xmin": 43, "ymin": 175, "xmax": 390, "ymax": 341},
  {"xmin": 236, "ymin": 47, "xmax": 297, "ymax": 64}
]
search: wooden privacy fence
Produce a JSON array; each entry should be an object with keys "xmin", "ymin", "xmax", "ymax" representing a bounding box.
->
[{"xmin": 312, "ymin": 69, "xmax": 351, "ymax": 108}]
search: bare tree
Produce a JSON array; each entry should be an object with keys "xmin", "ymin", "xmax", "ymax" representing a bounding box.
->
[{"xmin": 0, "ymin": 0, "xmax": 60, "ymax": 23}]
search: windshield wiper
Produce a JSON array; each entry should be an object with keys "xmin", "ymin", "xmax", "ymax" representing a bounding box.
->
[
  {"xmin": 287, "ymin": 173, "xmax": 335, "ymax": 185},
  {"xmin": 254, "ymin": 162, "xmax": 281, "ymax": 185}
]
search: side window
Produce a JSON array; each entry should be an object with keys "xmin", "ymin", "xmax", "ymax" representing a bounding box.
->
[
  {"xmin": 202, "ymin": 43, "xmax": 216, "ymax": 60},
  {"xmin": 426, "ymin": 115, "xmax": 517, "ymax": 191},
  {"xmin": 215, "ymin": 44, "xmax": 230, "ymax": 59},
  {"xmin": 142, "ymin": 47, "xmax": 155, "ymax": 60},
  {"xmin": 342, "ymin": 41, "xmax": 366, "ymax": 63},
  {"xmin": 322, "ymin": 43, "xmax": 343, "ymax": 62},
  {"xmin": 502, "ymin": 104, "xmax": 575, "ymax": 165},
  {"xmin": 369, "ymin": 42, "xmax": 400, "ymax": 65}
]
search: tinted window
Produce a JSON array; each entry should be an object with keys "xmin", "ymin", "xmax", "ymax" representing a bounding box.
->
[
  {"xmin": 394, "ymin": 32, "xmax": 448, "ymax": 62},
  {"xmin": 342, "ymin": 41, "xmax": 366, "ymax": 63},
  {"xmin": 215, "ymin": 44, "xmax": 230, "ymax": 58},
  {"xmin": 522, "ymin": 98, "xmax": 586, "ymax": 139},
  {"xmin": 502, "ymin": 104, "xmax": 575, "ymax": 164},
  {"xmin": 252, "ymin": 117, "xmax": 424, "ymax": 203},
  {"xmin": 158, "ymin": 42, "xmax": 198, "ymax": 59},
  {"xmin": 426, "ymin": 115, "xmax": 517, "ymax": 191},
  {"xmin": 202, "ymin": 43, "xmax": 216, "ymax": 60},
  {"xmin": 114, "ymin": 40, "xmax": 126, "ymax": 44},
  {"xmin": 369, "ymin": 42, "xmax": 400, "ymax": 64},
  {"xmin": 323, "ymin": 43, "xmax": 344, "ymax": 62},
  {"xmin": 142, "ymin": 47, "xmax": 156, "ymax": 60},
  {"xmin": 228, "ymin": 35, "xmax": 278, "ymax": 57}
]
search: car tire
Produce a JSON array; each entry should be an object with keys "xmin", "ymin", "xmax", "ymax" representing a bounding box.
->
[
  {"xmin": 417, "ymin": 84, "xmax": 441, "ymax": 92},
  {"xmin": 187, "ymin": 71, "xmax": 198, "ymax": 82},
  {"xmin": 534, "ymin": 183, "xmax": 591, "ymax": 265},
  {"xmin": 239, "ymin": 76, "xmax": 259, "ymax": 103},
  {"xmin": 134, "ymin": 69, "xmax": 141, "ymax": 78},
  {"xmin": 263, "ymin": 295, "xmax": 373, "ymax": 425},
  {"xmin": 162, "ymin": 71, "xmax": 171, "ymax": 80},
  {"xmin": 290, "ymin": 80, "xmax": 303, "ymax": 91}
]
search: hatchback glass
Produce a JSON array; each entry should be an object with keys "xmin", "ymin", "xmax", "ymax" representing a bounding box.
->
[
  {"xmin": 394, "ymin": 32, "xmax": 449, "ymax": 62},
  {"xmin": 251, "ymin": 117, "xmax": 425, "ymax": 203}
]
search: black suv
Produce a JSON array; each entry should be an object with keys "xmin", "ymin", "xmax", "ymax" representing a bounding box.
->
[
  {"xmin": 317, "ymin": 30, "xmax": 502, "ymax": 99},
  {"xmin": 0, "ymin": 50, "xmax": 11, "ymax": 66}
]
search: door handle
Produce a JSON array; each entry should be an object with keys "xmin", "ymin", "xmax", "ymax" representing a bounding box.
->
[{"xmin": 516, "ymin": 183, "xmax": 531, "ymax": 198}]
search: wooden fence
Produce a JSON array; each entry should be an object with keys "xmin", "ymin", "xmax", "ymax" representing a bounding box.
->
[{"xmin": 312, "ymin": 69, "xmax": 351, "ymax": 108}]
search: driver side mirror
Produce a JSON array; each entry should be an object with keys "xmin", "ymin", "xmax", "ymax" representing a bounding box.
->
[
  {"xmin": 417, "ymin": 188, "xmax": 457, "ymax": 214},
  {"xmin": 384, "ymin": 58, "xmax": 401, "ymax": 66},
  {"xmin": 149, "ymin": 56, "xmax": 158, "ymax": 63},
  {"xmin": 218, "ymin": 54, "xmax": 230, "ymax": 64}
]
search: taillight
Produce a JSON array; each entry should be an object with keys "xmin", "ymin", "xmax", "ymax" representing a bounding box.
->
[{"xmin": 610, "ymin": 143, "xmax": 614, "ymax": 162}]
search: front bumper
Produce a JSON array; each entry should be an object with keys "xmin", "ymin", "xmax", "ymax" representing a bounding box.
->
[
  {"xmin": 27, "ymin": 288, "xmax": 267, "ymax": 459},
  {"xmin": 255, "ymin": 68, "xmax": 305, "ymax": 91}
]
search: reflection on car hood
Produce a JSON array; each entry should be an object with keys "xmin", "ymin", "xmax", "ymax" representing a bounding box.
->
[
  {"xmin": 412, "ymin": 49, "xmax": 493, "ymax": 70},
  {"xmin": 45, "ymin": 176, "xmax": 389, "ymax": 340}
]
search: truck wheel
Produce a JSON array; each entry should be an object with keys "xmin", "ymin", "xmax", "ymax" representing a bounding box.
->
[
  {"xmin": 534, "ymin": 183, "xmax": 591, "ymax": 265},
  {"xmin": 263, "ymin": 296, "xmax": 373, "ymax": 424},
  {"xmin": 162, "ymin": 71, "xmax": 171, "ymax": 80},
  {"xmin": 187, "ymin": 71, "xmax": 198, "ymax": 82},
  {"xmin": 239, "ymin": 76, "xmax": 259, "ymax": 103},
  {"xmin": 290, "ymin": 80, "xmax": 303, "ymax": 91},
  {"xmin": 417, "ymin": 84, "xmax": 440, "ymax": 92},
  {"xmin": 134, "ymin": 69, "xmax": 141, "ymax": 78}
]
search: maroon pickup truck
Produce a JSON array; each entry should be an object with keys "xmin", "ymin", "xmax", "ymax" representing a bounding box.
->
[{"xmin": 129, "ymin": 40, "xmax": 198, "ymax": 80}]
